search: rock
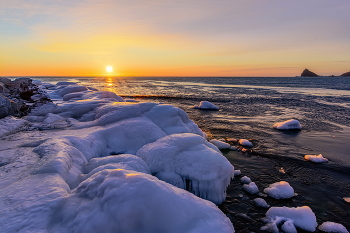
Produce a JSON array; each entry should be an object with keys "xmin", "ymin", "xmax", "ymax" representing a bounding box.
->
[
  {"xmin": 341, "ymin": 71, "xmax": 350, "ymax": 77},
  {"xmin": 0, "ymin": 78, "xmax": 52, "ymax": 119},
  {"xmin": 301, "ymin": 69, "xmax": 319, "ymax": 77}
]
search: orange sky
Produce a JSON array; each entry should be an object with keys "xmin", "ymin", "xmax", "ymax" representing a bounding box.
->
[{"xmin": 1, "ymin": 0, "xmax": 349, "ymax": 77}]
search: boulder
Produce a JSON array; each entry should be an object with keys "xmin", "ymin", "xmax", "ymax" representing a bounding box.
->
[
  {"xmin": 340, "ymin": 71, "xmax": 350, "ymax": 77},
  {"xmin": 301, "ymin": 69, "xmax": 319, "ymax": 77},
  {"xmin": 0, "ymin": 78, "xmax": 52, "ymax": 119}
]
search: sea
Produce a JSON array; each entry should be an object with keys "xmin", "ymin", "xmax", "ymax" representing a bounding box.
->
[{"xmin": 31, "ymin": 76, "xmax": 350, "ymax": 232}]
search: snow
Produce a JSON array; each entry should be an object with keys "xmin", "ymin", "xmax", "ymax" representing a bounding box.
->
[
  {"xmin": 0, "ymin": 116, "xmax": 27, "ymax": 137},
  {"xmin": 210, "ymin": 139, "xmax": 231, "ymax": 149},
  {"xmin": 304, "ymin": 154, "xmax": 328, "ymax": 163},
  {"xmin": 240, "ymin": 176, "xmax": 252, "ymax": 184},
  {"xmin": 253, "ymin": 198, "xmax": 270, "ymax": 208},
  {"xmin": 264, "ymin": 181, "xmax": 295, "ymax": 199},
  {"xmin": 318, "ymin": 222, "xmax": 349, "ymax": 233},
  {"xmin": 238, "ymin": 139, "xmax": 253, "ymax": 147},
  {"xmin": 233, "ymin": 170, "xmax": 241, "ymax": 176},
  {"xmin": 273, "ymin": 119, "xmax": 302, "ymax": 130},
  {"xmin": 243, "ymin": 182, "xmax": 259, "ymax": 194},
  {"xmin": 50, "ymin": 169, "xmax": 234, "ymax": 233},
  {"xmin": 0, "ymin": 81, "xmax": 235, "ymax": 232},
  {"xmin": 193, "ymin": 101, "xmax": 219, "ymax": 110},
  {"xmin": 262, "ymin": 206, "xmax": 317, "ymax": 232},
  {"xmin": 136, "ymin": 133, "xmax": 234, "ymax": 204}
]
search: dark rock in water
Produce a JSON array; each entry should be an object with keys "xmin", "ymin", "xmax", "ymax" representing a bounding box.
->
[
  {"xmin": 0, "ymin": 78, "xmax": 52, "ymax": 119},
  {"xmin": 341, "ymin": 71, "xmax": 350, "ymax": 77},
  {"xmin": 301, "ymin": 69, "xmax": 319, "ymax": 77}
]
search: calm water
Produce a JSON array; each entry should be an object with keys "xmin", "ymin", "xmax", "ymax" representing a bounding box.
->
[{"xmin": 32, "ymin": 76, "xmax": 350, "ymax": 231}]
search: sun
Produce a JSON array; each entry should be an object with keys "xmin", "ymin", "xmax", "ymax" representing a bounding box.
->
[{"xmin": 106, "ymin": 66, "xmax": 113, "ymax": 73}]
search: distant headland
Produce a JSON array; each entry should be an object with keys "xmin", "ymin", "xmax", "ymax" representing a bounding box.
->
[{"xmin": 300, "ymin": 69, "xmax": 350, "ymax": 77}]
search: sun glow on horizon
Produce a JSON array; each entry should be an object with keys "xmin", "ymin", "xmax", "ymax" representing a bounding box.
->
[{"xmin": 106, "ymin": 66, "xmax": 113, "ymax": 73}]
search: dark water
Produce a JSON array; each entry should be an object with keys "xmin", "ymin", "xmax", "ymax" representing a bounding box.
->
[{"xmin": 33, "ymin": 76, "xmax": 350, "ymax": 232}]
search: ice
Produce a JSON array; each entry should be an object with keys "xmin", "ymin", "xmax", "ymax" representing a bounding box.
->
[
  {"xmin": 304, "ymin": 154, "xmax": 328, "ymax": 163},
  {"xmin": 238, "ymin": 139, "xmax": 253, "ymax": 147},
  {"xmin": 318, "ymin": 222, "xmax": 349, "ymax": 233},
  {"xmin": 253, "ymin": 198, "xmax": 270, "ymax": 208},
  {"xmin": 82, "ymin": 91, "xmax": 125, "ymax": 102},
  {"xmin": 262, "ymin": 206, "xmax": 317, "ymax": 232},
  {"xmin": 273, "ymin": 119, "xmax": 302, "ymax": 130},
  {"xmin": 243, "ymin": 182, "xmax": 259, "ymax": 194},
  {"xmin": 240, "ymin": 176, "xmax": 252, "ymax": 184},
  {"xmin": 193, "ymin": 101, "xmax": 219, "ymax": 110},
  {"xmin": 136, "ymin": 133, "xmax": 234, "ymax": 204},
  {"xmin": 210, "ymin": 139, "xmax": 231, "ymax": 149},
  {"xmin": 42, "ymin": 113, "xmax": 65, "ymax": 124},
  {"xmin": 0, "ymin": 81, "xmax": 236, "ymax": 232},
  {"xmin": 58, "ymin": 84, "xmax": 88, "ymax": 96},
  {"xmin": 233, "ymin": 169, "xmax": 241, "ymax": 176},
  {"xmin": 50, "ymin": 169, "xmax": 235, "ymax": 233},
  {"xmin": 264, "ymin": 181, "xmax": 294, "ymax": 199},
  {"xmin": 0, "ymin": 116, "xmax": 27, "ymax": 137},
  {"xmin": 85, "ymin": 154, "xmax": 150, "ymax": 174}
]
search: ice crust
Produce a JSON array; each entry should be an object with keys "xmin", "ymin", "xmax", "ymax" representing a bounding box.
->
[
  {"xmin": 262, "ymin": 206, "xmax": 317, "ymax": 232},
  {"xmin": 264, "ymin": 181, "xmax": 295, "ymax": 199},
  {"xmin": 0, "ymin": 81, "xmax": 235, "ymax": 232},
  {"xmin": 273, "ymin": 119, "xmax": 302, "ymax": 130}
]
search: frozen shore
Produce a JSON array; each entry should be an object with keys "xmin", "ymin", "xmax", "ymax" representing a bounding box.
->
[{"xmin": 0, "ymin": 80, "xmax": 235, "ymax": 232}]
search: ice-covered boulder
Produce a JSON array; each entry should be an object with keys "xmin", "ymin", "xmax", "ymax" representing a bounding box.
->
[
  {"xmin": 210, "ymin": 139, "xmax": 231, "ymax": 149},
  {"xmin": 193, "ymin": 101, "xmax": 219, "ymax": 110},
  {"xmin": 58, "ymin": 84, "xmax": 88, "ymax": 97},
  {"xmin": 240, "ymin": 176, "xmax": 252, "ymax": 184},
  {"xmin": 273, "ymin": 119, "xmax": 302, "ymax": 130},
  {"xmin": 82, "ymin": 91, "xmax": 124, "ymax": 102},
  {"xmin": 262, "ymin": 206, "xmax": 317, "ymax": 232},
  {"xmin": 253, "ymin": 198, "xmax": 270, "ymax": 208},
  {"xmin": 238, "ymin": 139, "xmax": 253, "ymax": 147},
  {"xmin": 50, "ymin": 169, "xmax": 235, "ymax": 233},
  {"xmin": 136, "ymin": 133, "xmax": 234, "ymax": 204},
  {"xmin": 304, "ymin": 154, "xmax": 328, "ymax": 163},
  {"xmin": 318, "ymin": 222, "xmax": 349, "ymax": 233},
  {"xmin": 264, "ymin": 181, "xmax": 294, "ymax": 199},
  {"xmin": 243, "ymin": 182, "xmax": 259, "ymax": 194}
]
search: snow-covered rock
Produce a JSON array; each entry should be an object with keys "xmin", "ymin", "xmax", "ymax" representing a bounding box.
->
[
  {"xmin": 253, "ymin": 198, "xmax": 270, "ymax": 208},
  {"xmin": 50, "ymin": 169, "xmax": 235, "ymax": 233},
  {"xmin": 262, "ymin": 206, "xmax": 317, "ymax": 232},
  {"xmin": 304, "ymin": 154, "xmax": 328, "ymax": 163},
  {"xmin": 233, "ymin": 170, "xmax": 241, "ymax": 176},
  {"xmin": 136, "ymin": 133, "xmax": 234, "ymax": 204},
  {"xmin": 318, "ymin": 222, "xmax": 349, "ymax": 233},
  {"xmin": 193, "ymin": 101, "xmax": 219, "ymax": 110},
  {"xmin": 243, "ymin": 182, "xmax": 259, "ymax": 194},
  {"xmin": 238, "ymin": 139, "xmax": 253, "ymax": 147},
  {"xmin": 210, "ymin": 139, "xmax": 231, "ymax": 149},
  {"xmin": 240, "ymin": 176, "xmax": 252, "ymax": 184},
  {"xmin": 273, "ymin": 119, "xmax": 302, "ymax": 130},
  {"xmin": 264, "ymin": 181, "xmax": 294, "ymax": 199}
]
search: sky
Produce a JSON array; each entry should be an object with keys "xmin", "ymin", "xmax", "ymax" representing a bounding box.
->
[{"xmin": 1, "ymin": 0, "xmax": 350, "ymax": 77}]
